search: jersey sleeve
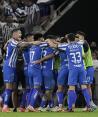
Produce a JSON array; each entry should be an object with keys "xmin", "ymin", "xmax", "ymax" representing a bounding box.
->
[
  {"xmin": 58, "ymin": 43, "xmax": 67, "ymax": 51},
  {"xmin": 10, "ymin": 40, "xmax": 19, "ymax": 47},
  {"xmin": 39, "ymin": 42, "xmax": 48, "ymax": 48}
]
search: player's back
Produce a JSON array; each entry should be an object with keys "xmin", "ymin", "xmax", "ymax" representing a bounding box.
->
[
  {"xmin": 29, "ymin": 45, "xmax": 42, "ymax": 68},
  {"xmin": 23, "ymin": 47, "xmax": 30, "ymax": 66},
  {"xmin": 59, "ymin": 51, "xmax": 68, "ymax": 68},
  {"xmin": 42, "ymin": 47, "xmax": 54, "ymax": 70},
  {"xmin": 66, "ymin": 42, "xmax": 84, "ymax": 69}
]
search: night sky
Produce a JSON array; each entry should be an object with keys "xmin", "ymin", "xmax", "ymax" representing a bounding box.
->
[{"xmin": 46, "ymin": 0, "xmax": 98, "ymax": 43}]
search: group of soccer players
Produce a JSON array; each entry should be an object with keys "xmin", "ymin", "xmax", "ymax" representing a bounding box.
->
[{"xmin": 0, "ymin": 28, "xmax": 97, "ymax": 112}]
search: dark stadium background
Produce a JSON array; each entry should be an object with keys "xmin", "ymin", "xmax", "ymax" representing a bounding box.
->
[{"xmin": 46, "ymin": 0, "xmax": 98, "ymax": 44}]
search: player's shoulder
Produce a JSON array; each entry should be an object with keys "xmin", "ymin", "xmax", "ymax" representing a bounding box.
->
[
  {"xmin": 58, "ymin": 43, "xmax": 68, "ymax": 47},
  {"xmin": 10, "ymin": 38, "xmax": 19, "ymax": 46}
]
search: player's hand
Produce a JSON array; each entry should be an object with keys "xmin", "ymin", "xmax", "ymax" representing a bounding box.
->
[{"xmin": 32, "ymin": 60, "xmax": 42, "ymax": 64}]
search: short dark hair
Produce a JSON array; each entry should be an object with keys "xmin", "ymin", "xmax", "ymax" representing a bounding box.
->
[
  {"xmin": 34, "ymin": 33, "xmax": 43, "ymax": 41},
  {"xmin": 25, "ymin": 32, "xmax": 34, "ymax": 38},
  {"xmin": 66, "ymin": 33, "xmax": 75, "ymax": 42},
  {"xmin": 11, "ymin": 28, "xmax": 20, "ymax": 34},
  {"xmin": 76, "ymin": 31, "xmax": 86, "ymax": 37},
  {"xmin": 46, "ymin": 35, "xmax": 58, "ymax": 40}
]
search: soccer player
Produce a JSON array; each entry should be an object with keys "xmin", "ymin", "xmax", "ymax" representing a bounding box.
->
[
  {"xmin": 2, "ymin": 28, "xmax": 22, "ymax": 112},
  {"xmin": 48, "ymin": 33, "xmax": 93, "ymax": 112},
  {"xmin": 26, "ymin": 33, "xmax": 48, "ymax": 112},
  {"xmin": 19, "ymin": 33, "xmax": 34, "ymax": 112},
  {"xmin": 55, "ymin": 37, "xmax": 69, "ymax": 112},
  {"xmin": 38, "ymin": 35, "xmax": 58, "ymax": 111},
  {"xmin": 76, "ymin": 31, "xmax": 97, "ymax": 110}
]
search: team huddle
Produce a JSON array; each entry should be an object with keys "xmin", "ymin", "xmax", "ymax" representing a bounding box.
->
[{"xmin": 0, "ymin": 28, "xmax": 97, "ymax": 112}]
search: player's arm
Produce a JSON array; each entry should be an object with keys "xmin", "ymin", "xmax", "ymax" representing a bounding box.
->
[
  {"xmin": 17, "ymin": 41, "xmax": 41, "ymax": 48},
  {"xmin": 32, "ymin": 50, "xmax": 59, "ymax": 64},
  {"xmin": 32, "ymin": 53, "xmax": 55, "ymax": 64},
  {"xmin": 3, "ymin": 39, "xmax": 12, "ymax": 51},
  {"xmin": 47, "ymin": 39, "xmax": 67, "ymax": 51}
]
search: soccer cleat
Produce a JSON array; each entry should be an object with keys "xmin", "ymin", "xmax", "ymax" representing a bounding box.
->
[
  {"xmin": 65, "ymin": 108, "xmax": 74, "ymax": 112},
  {"xmin": 38, "ymin": 107, "xmax": 47, "ymax": 112},
  {"xmin": 19, "ymin": 107, "xmax": 25, "ymax": 112},
  {"xmin": 82, "ymin": 107, "xmax": 93, "ymax": 112},
  {"xmin": 0, "ymin": 96, "xmax": 3, "ymax": 111},
  {"xmin": 2, "ymin": 107, "xmax": 11, "ymax": 112},
  {"xmin": 26, "ymin": 105, "xmax": 37, "ymax": 112},
  {"xmin": 82, "ymin": 106, "xmax": 96, "ymax": 112},
  {"xmin": 13, "ymin": 108, "xmax": 17, "ymax": 112},
  {"xmin": 52, "ymin": 106, "xmax": 66, "ymax": 112},
  {"xmin": 90, "ymin": 101, "xmax": 97, "ymax": 109}
]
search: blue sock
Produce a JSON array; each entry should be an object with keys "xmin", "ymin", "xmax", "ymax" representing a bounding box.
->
[
  {"xmin": 20, "ymin": 91, "xmax": 27, "ymax": 108},
  {"xmin": 40, "ymin": 100, "xmax": 47, "ymax": 108},
  {"xmin": 27, "ymin": 89, "xmax": 33, "ymax": 106},
  {"xmin": 82, "ymin": 88, "xmax": 91, "ymax": 107},
  {"xmin": 30, "ymin": 89, "xmax": 39, "ymax": 107},
  {"xmin": 4, "ymin": 89, "xmax": 12, "ymax": 106},
  {"xmin": 25, "ymin": 89, "xmax": 30, "ymax": 100},
  {"xmin": 48, "ymin": 99, "xmax": 54, "ymax": 108},
  {"xmin": 57, "ymin": 91, "xmax": 64, "ymax": 105},
  {"xmin": 67, "ymin": 90, "xmax": 77, "ymax": 110},
  {"xmin": 0, "ymin": 92, "xmax": 5, "ymax": 102}
]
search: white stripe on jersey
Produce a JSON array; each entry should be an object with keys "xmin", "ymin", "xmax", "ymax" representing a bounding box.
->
[
  {"xmin": 51, "ymin": 59, "xmax": 54, "ymax": 70},
  {"xmin": 58, "ymin": 43, "xmax": 68, "ymax": 50},
  {"xmin": 39, "ymin": 42, "xmax": 48, "ymax": 48},
  {"xmin": 8, "ymin": 39, "xmax": 19, "ymax": 67},
  {"xmin": 9, "ymin": 48, "xmax": 17, "ymax": 67}
]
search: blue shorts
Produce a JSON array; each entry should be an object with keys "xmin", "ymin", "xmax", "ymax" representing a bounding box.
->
[
  {"xmin": 42, "ymin": 69, "xmax": 55, "ymax": 90},
  {"xmin": 86, "ymin": 66, "xmax": 94, "ymax": 84},
  {"xmin": 68, "ymin": 67, "xmax": 87, "ymax": 86},
  {"xmin": 57, "ymin": 66, "xmax": 69, "ymax": 86},
  {"xmin": 24, "ymin": 65, "xmax": 29, "ymax": 88},
  {"xmin": 28, "ymin": 65, "xmax": 42, "ymax": 88},
  {"xmin": 3, "ymin": 65, "xmax": 17, "ymax": 83}
]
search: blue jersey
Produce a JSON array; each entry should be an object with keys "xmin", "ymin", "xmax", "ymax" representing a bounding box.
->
[
  {"xmin": 4, "ymin": 39, "xmax": 19, "ymax": 68},
  {"xmin": 23, "ymin": 48, "xmax": 30, "ymax": 66},
  {"xmin": 59, "ymin": 51, "xmax": 68, "ymax": 68},
  {"xmin": 42, "ymin": 47, "xmax": 54, "ymax": 70},
  {"xmin": 58, "ymin": 42, "xmax": 84, "ymax": 69}
]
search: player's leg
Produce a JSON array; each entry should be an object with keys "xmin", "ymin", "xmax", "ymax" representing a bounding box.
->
[
  {"xmin": 67, "ymin": 69, "xmax": 78, "ymax": 112},
  {"xmin": 2, "ymin": 66, "xmax": 14, "ymax": 112},
  {"xmin": 26, "ymin": 65, "xmax": 34, "ymax": 111},
  {"xmin": 57, "ymin": 67, "xmax": 68, "ymax": 109},
  {"xmin": 12, "ymin": 82, "xmax": 18, "ymax": 112},
  {"xmin": 86, "ymin": 67, "xmax": 97, "ymax": 108},
  {"xmin": 19, "ymin": 66, "xmax": 30, "ymax": 112},
  {"xmin": 0, "ymin": 91, "xmax": 5, "ymax": 111},
  {"xmin": 44, "ymin": 70, "xmax": 55, "ymax": 109},
  {"xmin": 28, "ymin": 67, "xmax": 42, "ymax": 111},
  {"xmin": 79, "ymin": 67, "xmax": 95, "ymax": 111}
]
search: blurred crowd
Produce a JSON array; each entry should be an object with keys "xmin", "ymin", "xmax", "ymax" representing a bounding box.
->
[
  {"xmin": 90, "ymin": 41, "xmax": 98, "ymax": 69},
  {"xmin": 0, "ymin": 0, "xmax": 56, "ymax": 42}
]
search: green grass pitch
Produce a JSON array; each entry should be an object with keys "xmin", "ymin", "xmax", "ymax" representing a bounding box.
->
[{"xmin": 0, "ymin": 109, "xmax": 98, "ymax": 117}]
